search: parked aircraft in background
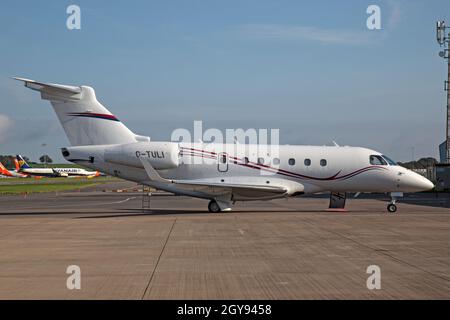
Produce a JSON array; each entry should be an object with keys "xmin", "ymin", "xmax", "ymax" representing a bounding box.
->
[
  {"xmin": 14, "ymin": 77, "xmax": 434, "ymax": 212},
  {"xmin": 16, "ymin": 154, "xmax": 100, "ymax": 178},
  {"xmin": 0, "ymin": 161, "xmax": 28, "ymax": 178}
]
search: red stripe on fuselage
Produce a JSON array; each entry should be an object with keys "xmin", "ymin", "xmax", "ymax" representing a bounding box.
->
[{"xmin": 179, "ymin": 149, "xmax": 388, "ymax": 182}]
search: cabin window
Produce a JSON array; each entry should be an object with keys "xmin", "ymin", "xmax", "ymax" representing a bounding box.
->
[
  {"xmin": 257, "ymin": 157, "xmax": 265, "ymax": 165},
  {"xmin": 304, "ymin": 159, "xmax": 311, "ymax": 166},
  {"xmin": 320, "ymin": 159, "xmax": 327, "ymax": 167},
  {"xmin": 273, "ymin": 158, "xmax": 280, "ymax": 165},
  {"xmin": 243, "ymin": 157, "xmax": 249, "ymax": 164},
  {"xmin": 370, "ymin": 155, "xmax": 387, "ymax": 165},
  {"xmin": 288, "ymin": 158, "xmax": 295, "ymax": 166},
  {"xmin": 382, "ymin": 155, "xmax": 397, "ymax": 166},
  {"xmin": 220, "ymin": 154, "xmax": 227, "ymax": 164}
]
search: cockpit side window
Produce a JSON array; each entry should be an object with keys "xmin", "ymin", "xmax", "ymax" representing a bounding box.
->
[
  {"xmin": 370, "ymin": 155, "xmax": 387, "ymax": 165},
  {"xmin": 382, "ymin": 155, "xmax": 397, "ymax": 166}
]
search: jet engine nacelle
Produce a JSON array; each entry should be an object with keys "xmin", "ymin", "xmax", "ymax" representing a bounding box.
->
[{"xmin": 104, "ymin": 142, "xmax": 180, "ymax": 170}]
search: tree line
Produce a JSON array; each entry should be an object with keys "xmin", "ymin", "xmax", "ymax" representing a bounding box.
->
[{"xmin": 0, "ymin": 155, "xmax": 53, "ymax": 169}]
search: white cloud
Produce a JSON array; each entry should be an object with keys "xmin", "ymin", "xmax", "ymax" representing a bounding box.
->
[
  {"xmin": 385, "ymin": 0, "xmax": 403, "ymax": 29},
  {"xmin": 238, "ymin": 2, "xmax": 404, "ymax": 46},
  {"xmin": 239, "ymin": 24, "xmax": 384, "ymax": 45},
  {"xmin": 0, "ymin": 114, "xmax": 13, "ymax": 143}
]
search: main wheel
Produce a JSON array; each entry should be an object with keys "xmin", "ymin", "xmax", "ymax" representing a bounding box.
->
[
  {"xmin": 387, "ymin": 204, "xmax": 397, "ymax": 213},
  {"xmin": 208, "ymin": 200, "xmax": 221, "ymax": 213}
]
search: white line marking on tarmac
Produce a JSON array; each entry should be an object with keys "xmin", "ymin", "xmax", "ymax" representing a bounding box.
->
[
  {"xmin": 115, "ymin": 197, "xmax": 136, "ymax": 204},
  {"xmin": 2, "ymin": 197, "xmax": 137, "ymax": 211}
]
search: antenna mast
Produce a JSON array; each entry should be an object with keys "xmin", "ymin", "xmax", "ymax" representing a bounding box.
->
[{"xmin": 436, "ymin": 21, "xmax": 450, "ymax": 163}]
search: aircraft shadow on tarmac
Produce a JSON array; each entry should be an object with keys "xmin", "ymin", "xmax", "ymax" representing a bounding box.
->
[
  {"xmin": 0, "ymin": 208, "xmax": 205, "ymax": 217},
  {"xmin": 0, "ymin": 207, "xmax": 343, "ymax": 218},
  {"xmin": 1, "ymin": 197, "xmax": 448, "ymax": 218},
  {"xmin": 76, "ymin": 208, "xmax": 329, "ymax": 219}
]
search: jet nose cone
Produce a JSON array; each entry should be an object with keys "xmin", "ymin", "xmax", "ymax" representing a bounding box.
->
[
  {"xmin": 402, "ymin": 171, "xmax": 434, "ymax": 192},
  {"xmin": 420, "ymin": 176, "xmax": 435, "ymax": 191}
]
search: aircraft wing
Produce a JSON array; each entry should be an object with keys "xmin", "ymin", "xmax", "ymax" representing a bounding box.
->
[
  {"xmin": 139, "ymin": 157, "xmax": 303, "ymax": 198},
  {"xmin": 174, "ymin": 179, "xmax": 287, "ymax": 192},
  {"xmin": 52, "ymin": 168, "xmax": 68, "ymax": 177},
  {"xmin": 171, "ymin": 178, "xmax": 289, "ymax": 199}
]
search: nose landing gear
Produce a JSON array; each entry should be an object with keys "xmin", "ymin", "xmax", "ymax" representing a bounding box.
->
[
  {"xmin": 387, "ymin": 203, "xmax": 397, "ymax": 213},
  {"xmin": 387, "ymin": 192, "xmax": 403, "ymax": 213}
]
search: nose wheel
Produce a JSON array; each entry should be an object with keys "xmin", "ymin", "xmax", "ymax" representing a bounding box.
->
[
  {"xmin": 387, "ymin": 203, "xmax": 397, "ymax": 213},
  {"xmin": 387, "ymin": 192, "xmax": 402, "ymax": 213}
]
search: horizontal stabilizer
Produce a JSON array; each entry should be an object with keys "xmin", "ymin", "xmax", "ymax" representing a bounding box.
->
[{"xmin": 13, "ymin": 77, "xmax": 81, "ymax": 100}]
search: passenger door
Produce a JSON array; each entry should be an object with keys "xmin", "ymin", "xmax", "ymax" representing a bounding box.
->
[{"xmin": 217, "ymin": 152, "xmax": 228, "ymax": 172}]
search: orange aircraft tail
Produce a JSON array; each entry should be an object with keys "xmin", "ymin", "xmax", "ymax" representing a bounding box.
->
[{"xmin": 0, "ymin": 162, "xmax": 13, "ymax": 177}]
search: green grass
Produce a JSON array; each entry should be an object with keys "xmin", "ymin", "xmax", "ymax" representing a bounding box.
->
[
  {"xmin": 0, "ymin": 182, "xmax": 98, "ymax": 194},
  {"xmin": 0, "ymin": 177, "xmax": 120, "ymax": 194}
]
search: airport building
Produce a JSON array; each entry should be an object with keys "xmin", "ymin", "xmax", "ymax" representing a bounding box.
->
[{"xmin": 435, "ymin": 163, "xmax": 450, "ymax": 191}]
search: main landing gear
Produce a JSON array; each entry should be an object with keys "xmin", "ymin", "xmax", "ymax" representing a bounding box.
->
[
  {"xmin": 208, "ymin": 200, "xmax": 221, "ymax": 213},
  {"xmin": 208, "ymin": 199, "xmax": 232, "ymax": 213}
]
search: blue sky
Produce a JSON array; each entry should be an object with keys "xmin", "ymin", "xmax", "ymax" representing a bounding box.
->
[{"xmin": 1, "ymin": 0, "xmax": 449, "ymax": 163}]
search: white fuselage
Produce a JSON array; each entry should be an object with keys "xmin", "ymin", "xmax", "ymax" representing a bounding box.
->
[
  {"xmin": 20, "ymin": 167, "xmax": 98, "ymax": 177},
  {"xmin": 63, "ymin": 142, "xmax": 433, "ymax": 201}
]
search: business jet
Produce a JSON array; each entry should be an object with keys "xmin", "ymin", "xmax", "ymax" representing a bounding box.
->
[
  {"xmin": 13, "ymin": 77, "xmax": 434, "ymax": 213},
  {"xmin": 16, "ymin": 154, "xmax": 100, "ymax": 178}
]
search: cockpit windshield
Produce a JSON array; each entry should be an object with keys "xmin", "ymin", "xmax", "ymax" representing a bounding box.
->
[
  {"xmin": 382, "ymin": 155, "xmax": 397, "ymax": 165},
  {"xmin": 370, "ymin": 155, "xmax": 387, "ymax": 165}
]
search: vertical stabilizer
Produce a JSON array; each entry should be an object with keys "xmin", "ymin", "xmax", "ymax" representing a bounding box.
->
[{"xmin": 14, "ymin": 77, "xmax": 138, "ymax": 146}]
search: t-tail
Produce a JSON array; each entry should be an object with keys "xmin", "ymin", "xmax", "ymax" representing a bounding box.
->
[
  {"xmin": 16, "ymin": 155, "xmax": 31, "ymax": 169},
  {"xmin": 13, "ymin": 77, "xmax": 142, "ymax": 146}
]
